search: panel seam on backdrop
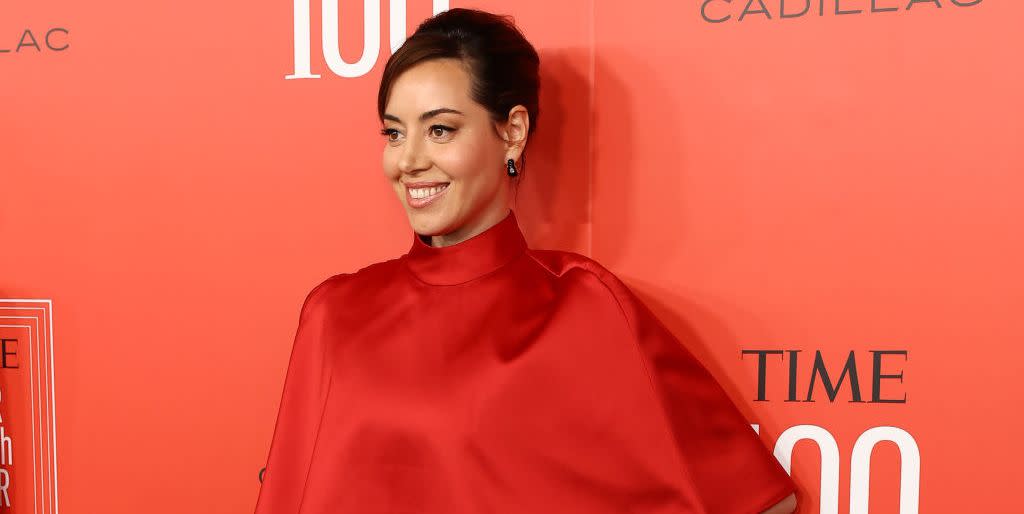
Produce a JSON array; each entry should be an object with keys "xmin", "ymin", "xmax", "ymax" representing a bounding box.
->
[{"xmin": 588, "ymin": 0, "xmax": 595, "ymax": 257}]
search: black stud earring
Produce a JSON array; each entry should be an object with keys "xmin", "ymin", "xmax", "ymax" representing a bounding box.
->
[{"xmin": 506, "ymin": 158, "xmax": 518, "ymax": 177}]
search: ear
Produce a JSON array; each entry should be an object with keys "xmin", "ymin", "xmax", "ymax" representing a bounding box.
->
[{"xmin": 499, "ymin": 105, "xmax": 530, "ymax": 161}]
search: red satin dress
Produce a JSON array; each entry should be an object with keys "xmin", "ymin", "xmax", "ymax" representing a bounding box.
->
[{"xmin": 254, "ymin": 209, "xmax": 797, "ymax": 514}]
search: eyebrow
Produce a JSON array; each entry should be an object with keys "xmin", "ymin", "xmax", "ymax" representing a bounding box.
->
[{"xmin": 383, "ymin": 107, "xmax": 464, "ymax": 124}]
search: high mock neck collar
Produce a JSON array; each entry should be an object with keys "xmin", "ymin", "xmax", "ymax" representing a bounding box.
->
[{"xmin": 403, "ymin": 210, "xmax": 528, "ymax": 286}]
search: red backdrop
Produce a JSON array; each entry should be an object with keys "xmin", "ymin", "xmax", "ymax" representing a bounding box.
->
[{"xmin": 2, "ymin": 0, "xmax": 1020, "ymax": 512}]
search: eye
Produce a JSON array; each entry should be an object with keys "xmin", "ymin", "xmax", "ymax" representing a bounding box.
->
[
  {"xmin": 429, "ymin": 125, "xmax": 457, "ymax": 141},
  {"xmin": 380, "ymin": 127, "xmax": 402, "ymax": 143}
]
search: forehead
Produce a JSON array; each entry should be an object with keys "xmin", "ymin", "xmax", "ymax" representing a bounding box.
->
[{"xmin": 386, "ymin": 58, "xmax": 473, "ymax": 114}]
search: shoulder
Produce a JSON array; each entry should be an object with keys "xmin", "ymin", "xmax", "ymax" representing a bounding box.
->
[
  {"xmin": 525, "ymin": 248, "xmax": 637, "ymax": 313},
  {"xmin": 300, "ymin": 257, "xmax": 405, "ymax": 310}
]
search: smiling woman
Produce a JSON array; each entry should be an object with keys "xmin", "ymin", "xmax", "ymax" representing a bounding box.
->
[
  {"xmin": 254, "ymin": 7, "xmax": 797, "ymax": 514},
  {"xmin": 378, "ymin": 56, "xmax": 528, "ymax": 246},
  {"xmin": 375, "ymin": 10, "xmax": 539, "ymax": 248}
]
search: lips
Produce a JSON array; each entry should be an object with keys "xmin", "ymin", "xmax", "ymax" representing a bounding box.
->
[
  {"xmin": 406, "ymin": 182, "xmax": 450, "ymax": 208},
  {"xmin": 404, "ymin": 181, "xmax": 449, "ymax": 188}
]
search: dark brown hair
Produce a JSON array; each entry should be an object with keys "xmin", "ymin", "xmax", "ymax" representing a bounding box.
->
[{"xmin": 377, "ymin": 8, "xmax": 540, "ymax": 179}]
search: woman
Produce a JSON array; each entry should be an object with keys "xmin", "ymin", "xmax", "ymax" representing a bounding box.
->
[{"xmin": 255, "ymin": 7, "xmax": 798, "ymax": 514}]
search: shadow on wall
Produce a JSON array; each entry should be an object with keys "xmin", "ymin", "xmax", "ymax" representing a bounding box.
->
[
  {"xmin": 515, "ymin": 48, "xmax": 592, "ymax": 256},
  {"xmin": 625, "ymin": 275, "xmax": 788, "ymax": 435},
  {"xmin": 588, "ymin": 47, "xmax": 688, "ymax": 268}
]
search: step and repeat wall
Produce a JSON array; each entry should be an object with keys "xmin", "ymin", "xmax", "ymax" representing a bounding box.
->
[{"xmin": 2, "ymin": 0, "xmax": 1019, "ymax": 512}]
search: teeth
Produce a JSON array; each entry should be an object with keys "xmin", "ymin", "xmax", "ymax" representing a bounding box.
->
[{"xmin": 409, "ymin": 184, "xmax": 448, "ymax": 199}]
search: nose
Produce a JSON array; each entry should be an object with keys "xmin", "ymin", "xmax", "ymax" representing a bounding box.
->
[{"xmin": 397, "ymin": 133, "xmax": 431, "ymax": 175}]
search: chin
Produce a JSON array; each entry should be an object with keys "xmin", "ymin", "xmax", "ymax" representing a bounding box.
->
[{"xmin": 406, "ymin": 209, "xmax": 453, "ymax": 236}]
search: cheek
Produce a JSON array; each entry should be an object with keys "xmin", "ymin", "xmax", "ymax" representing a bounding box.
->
[
  {"xmin": 438, "ymin": 133, "xmax": 499, "ymax": 183},
  {"xmin": 381, "ymin": 150, "xmax": 400, "ymax": 181}
]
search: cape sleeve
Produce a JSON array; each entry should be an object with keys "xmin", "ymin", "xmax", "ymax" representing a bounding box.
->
[
  {"xmin": 599, "ymin": 271, "xmax": 798, "ymax": 514},
  {"xmin": 254, "ymin": 276, "xmax": 339, "ymax": 514}
]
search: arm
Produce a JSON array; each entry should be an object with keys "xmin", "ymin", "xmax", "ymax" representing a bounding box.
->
[
  {"xmin": 761, "ymin": 492, "xmax": 798, "ymax": 514},
  {"xmin": 590, "ymin": 265, "xmax": 799, "ymax": 513},
  {"xmin": 254, "ymin": 276, "xmax": 340, "ymax": 514}
]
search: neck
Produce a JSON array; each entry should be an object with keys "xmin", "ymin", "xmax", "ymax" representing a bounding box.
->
[{"xmin": 430, "ymin": 206, "xmax": 512, "ymax": 248}]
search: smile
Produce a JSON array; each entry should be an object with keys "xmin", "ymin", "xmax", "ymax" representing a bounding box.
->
[{"xmin": 406, "ymin": 182, "xmax": 450, "ymax": 208}]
